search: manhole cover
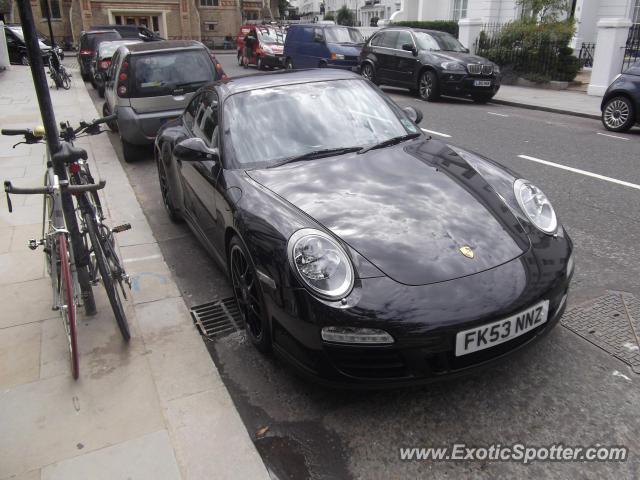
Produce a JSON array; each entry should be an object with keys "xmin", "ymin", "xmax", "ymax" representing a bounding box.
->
[
  {"xmin": 562, "ymin": 291, "xmax": 640, "ymax": 373},
  {"xmin": 190, "ymin": 297, "xmax": 244, "ymax": 339}
]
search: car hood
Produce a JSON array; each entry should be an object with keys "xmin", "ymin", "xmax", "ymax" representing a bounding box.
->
[
  {"xmin": 426, "ymin": 50, "xmax": 492, "ymax": 65},
  {"xmin": 247, "ymin": 139, "xmax": 530, "ymax": 286}
]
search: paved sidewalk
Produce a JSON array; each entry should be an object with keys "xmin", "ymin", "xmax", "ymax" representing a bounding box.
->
[
  {"xmin": 492, "ymin": 84, "xmax": 602, "ymax": 120},
  {"xmin": 0, "ymin": 66, "xmax": 269, "ymax": 479}
]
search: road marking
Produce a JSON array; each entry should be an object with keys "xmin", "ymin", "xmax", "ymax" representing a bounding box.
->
[
  {"xmin": 487, "ymin": 112, "xmax": 509, "ymax": 117},
  {"xmin": 596, "ymin": 132, "xmax": 629, "ymax": 141},
  {"xmin": 421, "ymin": 128, "xmax": 451, "ymax": 138},
  {"xmin": 517, "ymin": 154, "xmax": 640, "ymax": 191},
  {"xmin": 123, "ymin": 254, "xmax": 162, "ymax": 263}
]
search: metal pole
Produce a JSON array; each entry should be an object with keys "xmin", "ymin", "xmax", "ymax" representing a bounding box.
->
[
  {"xmin": 42, "ymin": 0, "xmax": 56, "ymax": 48},
  {"xmin": 15, "ymin": 0, "xmax": 61, "ymax": 155}
]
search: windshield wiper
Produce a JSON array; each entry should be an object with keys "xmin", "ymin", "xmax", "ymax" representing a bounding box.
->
[
  {"xmin": 267, "ymin": 146, "xmax": 363, "ymax": 168},
  {"xmin": 358, "ymin": 133, "xmax": 422, "ymax": 155}
]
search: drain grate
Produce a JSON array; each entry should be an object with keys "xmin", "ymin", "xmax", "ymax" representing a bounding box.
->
[
  {"xmin": 562, "ymin": 291, "xmax": 640, "ymax": 373},
  {"xmin": 190, "ymin": 297, "xmax": 244, "ymax": 339}
]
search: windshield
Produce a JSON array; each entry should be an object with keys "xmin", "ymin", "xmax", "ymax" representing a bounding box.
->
[
  {"xmin": 131, "ymin": 50, "xmax": 214, "ymax": 97},
  {"xmin": 257, "ymin": 28, "xmax": 285, "ymax": 44},
  {"xmin": 414, "ymin": 31, "xmax": 467, "ymax": 52},
  {"xmin": 10, "ymin": 27, "xmax": 49, "ymax": 49},
  {"xmin": 224, "ymin": 79, "xmax": 418, "ymax": 169},
  {"xmin": 324, "ymin": 27, "xmax": 364, "ymax": 44}
]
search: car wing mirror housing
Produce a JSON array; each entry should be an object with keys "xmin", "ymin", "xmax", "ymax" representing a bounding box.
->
[
  {"xmin": 402, "ymin": 43, "xmax": 417, "ymax": 56},
  {"xmin": 403, "ymin": 106, "xmax": 423, "ymax": 125},
  {"xmin": 174, "ymin": 137, "xmax": 219, "ymax": 162}
]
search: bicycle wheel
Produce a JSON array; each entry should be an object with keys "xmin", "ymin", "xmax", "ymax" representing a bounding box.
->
[
  {"xmin": 57, "ymin": 234, "xmax": 79, "ymax": 379},
  {"xmin": 85, "ymin": 212, "xmax": 130, "ymax": 341},
  {"xmin": 61, "ymin": 69, "xmax": 71, "ymax": 90}
]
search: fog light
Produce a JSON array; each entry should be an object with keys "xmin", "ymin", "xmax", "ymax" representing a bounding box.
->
[{"xmin": 321, "ymin": 326, "xmax": 394, "ymax": 344}]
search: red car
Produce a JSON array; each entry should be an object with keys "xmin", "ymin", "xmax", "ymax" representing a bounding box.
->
[{"xmin": 236, "ymin": 24, "xmax": 286, "ymax": 70}]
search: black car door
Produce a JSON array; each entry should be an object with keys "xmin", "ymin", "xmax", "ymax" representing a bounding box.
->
[
  {"xmin": 376, "ymin": 31, "xmax": 398, "ymax": 82},
  {"xmin": 179, "ymin": 89, "xmax": 221, "ymax": 247},
  {"xmin": 390, "ymin": 30, "xmax": 420, "ymax": 86},
  {"xmin": 5, "ymin": 30, "xmax": 22, "ymax": 64}
]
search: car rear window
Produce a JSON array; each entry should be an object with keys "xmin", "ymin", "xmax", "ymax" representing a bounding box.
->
[
  {"xmin": 89, "ymin": 32, "xmax": 122, "ymax": 50},
  {"xmin": 129, "ymin": 49, "xmax": 215, "ymax": 98}
]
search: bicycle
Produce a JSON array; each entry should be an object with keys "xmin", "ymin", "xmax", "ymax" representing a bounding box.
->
[
  {"xmin": 60, "ymin": 116, "xmax": 133, "ymax": 341},
  {"xmin": 3, "ymin": 128, "xmax": 106, "ymax": 379},
  {"xmin": 47, "ymin": 49, "xmax": 71, "ymax": 90}
]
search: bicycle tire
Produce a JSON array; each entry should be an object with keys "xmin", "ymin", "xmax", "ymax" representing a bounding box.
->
[
  {"xmin": 61, "ymin": 70, "xmax": 71, "ymax": 90},
  {"xmin": 58, "ymin": 234, "xmax": 79, "ymax": 379},
  {"xmin": 85, "ymin": 212, "xmax": 130, "ymax": 341}
]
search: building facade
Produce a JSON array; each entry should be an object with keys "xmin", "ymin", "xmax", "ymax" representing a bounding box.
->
[{"xmin": 4, "ymin": 0, "xmax": 280, "ymax": 47}]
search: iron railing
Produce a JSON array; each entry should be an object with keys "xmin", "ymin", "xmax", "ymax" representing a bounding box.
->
[
  {"xmin": 622, "ymin": 24, "xmax": 640, "ymax": 72},
  {"xmin": 577, "ymin": 42, "xmax": 595, "ymax": 68}
]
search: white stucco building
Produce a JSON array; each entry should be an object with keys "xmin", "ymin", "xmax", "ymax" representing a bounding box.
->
[{"xmin": 391, "ymin": 0, "xmax": 640, "ymax": 45}]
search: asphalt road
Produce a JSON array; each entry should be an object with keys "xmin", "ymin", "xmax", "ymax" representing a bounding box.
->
[{"xmin": 83, "ymin": 54, "xmax": 640, "ymax": 479}]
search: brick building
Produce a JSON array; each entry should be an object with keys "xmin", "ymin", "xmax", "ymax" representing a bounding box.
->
[{"xmin": 4, "ymin": 0, "xmax": 279, "ymax": 48}]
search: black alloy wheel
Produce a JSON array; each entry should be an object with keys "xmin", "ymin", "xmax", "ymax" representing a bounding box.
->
[{"xmin": 419, "ymin": 70, "xmax": 440, "ymax": 101}]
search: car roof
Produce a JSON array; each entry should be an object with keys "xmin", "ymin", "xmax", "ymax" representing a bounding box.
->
[
  {"xmin": 379, "ymin": 26, "xmax": 452, "ymax": 35},
  {"xmin": 213, "ymin": 69, "xmax": 363, "ymax": 98},
  {"xmin": 124, "ymin": 40, "xmax": 203, "ymax": 55},
  {"xmin": 82, "ymin": 29, "xmax": 119, "ymax": 35}
]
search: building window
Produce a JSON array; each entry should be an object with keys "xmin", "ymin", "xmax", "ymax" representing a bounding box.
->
[
  {"xmin": 200, "ymin": 0, "xmax": 219, "ymax": 6},
  {"xmin": 452, "ymin": 0, "xmax": 467, "ymax": 20},
  {"xmin": 205, "ymin": 21, "xmax": 217, "ymax": 31},
  {"xmin": 40, "ymin": 0, "xmax": 61, "ymax": 19}
]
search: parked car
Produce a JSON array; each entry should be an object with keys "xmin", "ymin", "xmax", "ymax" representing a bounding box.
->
[
  {"xmin": 78, "ymin": 29, "xmax": 122, "ymax": 81},
  {"xmin": 91, "ymin": 24, "xmax": 163, "ymax": 42},
  {"xmin": 103, "ymin": 40, "xmax": 227, "ymax": 162},
  {"xmin": 601, "ymin": 61, "xmax": 640, "ymax": 132},
  {"xmin": 35, "ymin": 30, "xmax": 64, "ymax": 59},
  {"xmin": 360, "ymin": 26, "xmax": 501, "ymax": 103},
  {"xmin": 283, "ymin": 24, "xmax": 364, "ymax": 70},
  {"xmin": 3, "ymin": 24, "xmax": 51, "ymax": 65},
  {"xmin": 92, "ymin": 39, "xmax": 142, "ymax": 97},
  {"xmin": 154, "ymin": 69, "xmax": 573, "ymax": 387},
  {"xmin": 236, "ymin": 24, "xmax": 286, "ymax": 70}
]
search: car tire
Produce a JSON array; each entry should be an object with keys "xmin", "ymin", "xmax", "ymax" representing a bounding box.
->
[
  {"xmin": 157, "ymin": 143, "xmax": 182, "ymax": 222},
  {"xmin": 257, "ymin": 56, "xmax": 264, "ymax": 70},
  {"xmin": 228, "ymin": 235, "xmax": 272, "ymax": 354},
  {"xmin": 98, "ymin": 85, "xmax": 105, "ymax": 98},
  {"xmin": 121, "ymin": 139, "xmax": 141, "ymax": 163},
  {"xmin": 361, "ymin": 62, "xmax": 377, "ymax": 83},
  {"xmin": 285, "ymin": 58, "xmax": 294, "ymax": 70},
  {"xmin": 419, "ymin": 70, "xmax": 440, "ymax": 102},
  {"xmin": 601, "ymin": 96, "xmax": 635, "ymax": 132},
  {"xmin": 103, "ymin": 103, "xmax": 118, "ymax": 132},
  {"xmin": 471, "ymin": 94, "xmax": 493, "ymax": 104},
  {"xmin": 81, "ymin": 72, "xmax": 90, "ymax": 82}
]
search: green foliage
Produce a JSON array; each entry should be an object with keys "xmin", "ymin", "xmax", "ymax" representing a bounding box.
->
[
  {"xmin": 477, "ymin": 19, "xmax": 580, "ymax": 82},
  {"xmin": 517, "ymin": 0, "xmax": 571, "ymax": 22},
  {"xmin": 324, "ymin": 11, "xmax": 335, "ymax": 21},
  {"xmin": 391, "ymin": 21, "xmax": 459, "ymax": 37},
  {"xmin": 278, "ymin": 0, "xmax": 289, "ymax": 18},
  {"xmin": 336, "ymin": 5, "xmax": 355, "ymax": 26}
]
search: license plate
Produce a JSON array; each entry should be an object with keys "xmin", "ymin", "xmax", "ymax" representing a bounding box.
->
[
  {"xmin": 474, "ymin": 80, "xmax": 492, "ymax": 87},
  {"xmin": 455, "ymin": 300, "xmax": 549, "ymax": 357}
]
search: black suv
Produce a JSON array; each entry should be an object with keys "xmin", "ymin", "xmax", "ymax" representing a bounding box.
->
[
  {"xmin": 601, "ymin": 61, "xmax": 640, "ymax": 132},
  {"xmin": 360, "ymin": 27, "xmax": 501, "ymax": 103},
  {"xmin": 91, "ymin": 24, "xmax": 163, "ymax": 42},
  {"xmin": 78, "ymin": 30, "xmax": 122, "ymax": 81}
]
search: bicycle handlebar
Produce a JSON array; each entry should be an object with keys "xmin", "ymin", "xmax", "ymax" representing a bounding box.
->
[
  {"xmin": 4, "ymin": 179, "xmax": 106, "ymax": 195},
  {"xmin": 1, "ymin": 129, "xmax": 31, "ymax": 136},
  {"xmin": 73, "ymin": 114, "xmax": 117, "ymax": 136}
]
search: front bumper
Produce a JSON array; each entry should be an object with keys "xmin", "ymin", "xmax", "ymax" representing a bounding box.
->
[
  {"xmin": 440, "ymin": 71, "xmax": 501, "ymax": 98},
  {"xmin": 262, "ymin": 54, "xmax": 285, "ymax": 68},
  {"xmin": 265, "ymin": 236, "xmax": 572, "ymax": 388}
]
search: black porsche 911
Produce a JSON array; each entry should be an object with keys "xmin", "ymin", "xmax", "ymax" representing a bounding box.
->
[{"xmin": 154, "ymin": 69, "xmax": 573, "ymax": 387}]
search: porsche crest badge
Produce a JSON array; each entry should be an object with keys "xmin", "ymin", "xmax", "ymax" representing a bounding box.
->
[{"xmin": 459, "ymin": 246, "xmax": 475, "ymax": 259}]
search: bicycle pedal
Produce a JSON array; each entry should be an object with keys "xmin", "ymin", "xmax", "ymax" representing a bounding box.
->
[
  {"xmin": 28, "ymin": 238, "xmax": 43, "ymax": 250},
  {"xmin": 111, "ymin": 223, "xmax": 131, "ymax": 233}
]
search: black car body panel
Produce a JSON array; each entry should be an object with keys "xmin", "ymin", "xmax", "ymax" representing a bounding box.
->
[
  {"xmin": 78, "ymin": 30, "xmax": 122, "ymax": 76},
  {"xmin": 601, "ymin": 62, "xmax": 640, "ymax": 124},
  {"xmin": 155, "ymin": 70, "xmax": 571, "ymax": 387},
  {"xmin": 360, "ymin": 27, "xmax": 501, "ymax": 100}
]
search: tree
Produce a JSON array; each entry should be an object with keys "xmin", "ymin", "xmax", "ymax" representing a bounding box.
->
[
  {"xmin": 278, "ymin": 0, "xmax": 289, "ymax": 18},
  {"xmin": 336, "ymin": 5, "xmax": 354, "ymax": 26},
  {"xmin": 324, "ymin": 11, "xmax": 335, "ymax": 21},
  {"xmin": 517, "ymin": 0, "xmax": 571, "ymax": 22}
]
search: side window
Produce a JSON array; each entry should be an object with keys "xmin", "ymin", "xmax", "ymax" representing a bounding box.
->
[
  {"xmin": 380, "ymin": 31, "xmax": 399, "ymax": 49},
  {"xmin": 193, "ymin": 90, "xmax": 219, "ymax": 147},
  {"xmin": 183, "ymin": 93, "xmax": 202, "ymax": 131},
  {"xmin": 313, "ymin": 27, "xmax": 324, "ymax": 42},
  {"xmin": 395, "ymin": 31, "xmax": 413, "ymax": 50},
  {"xmin": 300, "ymin": 27, "xmax": 314, "ymax": 42},
  {"xmin": 107, "ymin": 51, "xmax": 120, "ymax": 87},
  {"xmin": 370, "ymin": 32, "xmax": 383, "ymax": 46}
]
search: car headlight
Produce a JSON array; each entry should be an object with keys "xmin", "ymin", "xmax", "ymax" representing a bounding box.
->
[
  {"xmin": 288, "ymin": 228, "xmax": 354, "ymax": 300},
  {"xmin": 513, "ymin": 179, "xmax": 558, "ymax": 234},
  {"xmin": 494, "ymin": 64, "xmax": 500, "ymax": 74},
  {"xmin": 441, "ymin": 61, "xmax": 466, "ymax": 71}
]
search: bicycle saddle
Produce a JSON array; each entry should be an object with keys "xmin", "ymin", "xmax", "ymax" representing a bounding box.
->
[{"xmin": 52, "ymin": 142, "xmax": 88, "ymax": 164}]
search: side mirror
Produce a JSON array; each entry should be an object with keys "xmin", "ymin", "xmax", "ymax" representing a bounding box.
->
[
  {"xmin": 313, "ymin": 34, "xmax": 324, "ymax": 43},
  {"xmin": 174, "ymin": 137, "xmax": 219, "ymax": 162},
  {"xmin": 402, "ymin": 43, "xmax": 417, "ymax": 55},
  {"xmin": 463, "ymin": 47, "xmax": 470, "ymax": 53},
  {"xmin": 403, "ymin": 106, "xmax": 423, "ymax": 125}
]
